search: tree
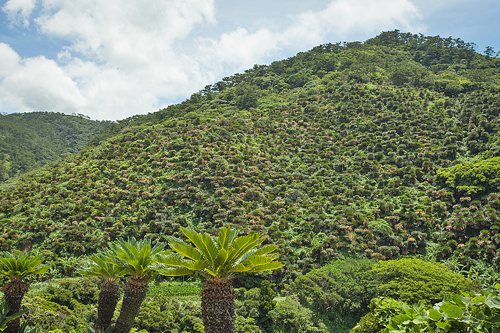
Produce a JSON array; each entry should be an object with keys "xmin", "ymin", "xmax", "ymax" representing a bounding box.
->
[
  {"xmin": 104, "ymin": 238, "xmax": 169, "ymax": 333},
  {"xmin": 0, "ymin": 251, "xmax": 49, "ymax": 333},
  {"xmin": 158, "ymin": 226, "xmax": 283, "ymax": 333},
  {"xmin": 78, "ymin": 251, "xmax": 125, "ymax": 331},
  {"xmin": 258, "ymin": 280, "xmax": 277, "ymax": 329}
]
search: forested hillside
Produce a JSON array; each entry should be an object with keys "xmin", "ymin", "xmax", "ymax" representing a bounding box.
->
[
  {"xmin": 1, "ymin": 30, "xmax": 500, "ymax": 332},
  {"xmin": 0, "ymin": 112, "xmax": 111, "ymax": 181}
]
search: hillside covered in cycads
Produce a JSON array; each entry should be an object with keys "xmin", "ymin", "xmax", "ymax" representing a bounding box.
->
[
  {"xmin": 1, "ymin": 30, "xmax": 500, "ymax": 284},
  {"xmin": 0, "ymin": 112, "xmax": 111, "ymax": 182}
]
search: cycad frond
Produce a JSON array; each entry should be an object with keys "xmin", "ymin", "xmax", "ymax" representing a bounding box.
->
[
  {"xmin": 162, "ymin": 227, "xmax": 283, "ymax": 280},
  {"xmin": 0, "ymin": 251, "xmax": 49, "ymax": 281},
  {"xmin": 104, "ymin": 238, "xmax": 170, "ymax": 279},
  {"xmin": 78, "ymin": 251, "xmax": 125, "ymax": 281}
]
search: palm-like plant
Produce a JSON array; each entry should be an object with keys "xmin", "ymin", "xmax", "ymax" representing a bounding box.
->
[
  {"xmin": 158, "ymin": 227, "xmax": 283, "ymax": 333},
  {"xmin": 104, "ymin": 238, "xmax": 169, "ymax": 333},
  {"xmin": 0, "ymin": 251, "xmax": 49, "ymax": 333},
  {"xmin": 0, "ymin": 300, "xmax": 28, "ymax": 332},
  {"xmin": 78, "ymin": 251, "xmax": 125, "ymax": 331}
]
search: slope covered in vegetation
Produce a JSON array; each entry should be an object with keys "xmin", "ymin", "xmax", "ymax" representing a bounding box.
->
[
  {"xmin": 1, "ymin": 30, "xmax": 500, "ymax": 281},
  {"xmin": 1, "ymin": 30, "xmax": 500, "ymax": 333},
  {"xmin": 0, "ymin": 112, "xmax": 111, "ymax": 182}
]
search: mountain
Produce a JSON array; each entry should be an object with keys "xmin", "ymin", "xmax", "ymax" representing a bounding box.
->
[
  {"xmin": 0, "ymin": 112, "xmax": 111, "ymax": 182},
  {"xmin": 1, "ymin": 30, "xmax": 500, "ymax": 285}
]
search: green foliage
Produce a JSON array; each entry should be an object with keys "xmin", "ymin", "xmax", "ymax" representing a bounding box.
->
[
  {"xmin": 235, "ymin": 287, "xmax": 261, "ymax": 320},
  {"xmin": 1, "ymin": 31, "xmax": 500, "ymax": 290},
  {"xmin": 134, "ymin": 297, "xmax": 203, "ymax": 333},
  {"xmin": 0, "ymin": 251, "xmax": 49, "ymax": 281},
  {"xmin": 367, "ymin": 220, "xmax": 392, "ymax": 235},
  {"xmin": 352, "ymin": 287, "xmax": 500, "ymax": 333},
  {"xmin": 21, "ymin": 295, "xmax": 96, "ymax": 333},
  {"xmin": 146, "ymin": 281, "xmax": 202, "ymax": 297},
  {"xmin": 258, "ymin": 281, "xmax": 277, "ymax": 328},
  {"xmin": 287, "ymin": 259, "xmax": 375, "ymax": 333},
  {"xmin": 267, "ymin": 297, "xmax": 328, "ymax": 333},
  {"xmin": 350, "ymin": 297, "xmax": 408, "ymax": 333},
  {"xmin": 369, "ymin": 258, "xmax": 478, "ymax": 304},
  {"xmin": 234, "ymin": 315, "xmax": 261, "ymax": 333},
  {"xmin": 159, "ymin": 227, "xmax": 283, "ymax": 280},
  {"xmin": 104, "ymin": 238, "xmax": 169, "ymax": 281},
  {"xmin": 45, "ymin": 278, "xmax": 99, "ymax": 309},
  {"xmin": 437, "ymin": 156, "xmax": 500, "ymax": 196},
  {"xmin": 85, "ymin": 327, "xmax": 114, "ymax": 333},
  {"xmin": 290, "ymin": 259, "xmax": 375, "ymax": 317},
  {"xmin": 0, "ymin": 299, "xmax": 28, "ymax": 331}
]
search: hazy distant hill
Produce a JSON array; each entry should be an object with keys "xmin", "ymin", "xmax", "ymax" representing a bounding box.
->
[{"xmin": 0, "ymin": 112, "xmax": 111, "ymax": 181}]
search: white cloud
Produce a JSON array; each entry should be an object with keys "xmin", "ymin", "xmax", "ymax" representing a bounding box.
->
[
  {"xmin": 0, "ymin": 56, "xmax": 87, "ymax": 113},
  {"xmin": 0, "ymin": 0, "xmax": 425, "ymax": 120},
  {"xmin": 197, "ymin": 27, "xmax": 278, "ymax": 74},
  {"xmin": 2, "ymin": 0, "xmax": 37, "ymax": 28},
  {"xmin": 36, "ymin": 0, "xmax": 216, "ymax": 63},
  {"xmin": 0, "ymin": 43, "xmax": 21, "ymax": 77},
  {"xmin": 281, "ymin": 0, "xmax": 423, "ymax": 48},
  {"xmin": 199, "ymin": 0, "xmax": 423, "ymax": 75}
]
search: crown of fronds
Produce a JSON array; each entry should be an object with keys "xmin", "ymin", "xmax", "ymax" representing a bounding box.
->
[
  {"xmin": 158, "ymin": 227, "xmax": 283, "ymax": 280},
  {"xmin": 103, "ymin": 238, "xmax": 170, "ymax": 280},
  {"xmin": 0, "ymin": 251, "xmax": 49, "ymax": 281}
]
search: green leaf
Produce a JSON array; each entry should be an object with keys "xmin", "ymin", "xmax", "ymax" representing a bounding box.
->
[
  {"xmin": 169, "ymin": 242, "xmax": 203, "ymax": 261},
  {"xmin": 439, "ymin": 302, "xmax": 462, "ymax": 319},
  {"xmin": 217, "ymin": 227, "xmax": 238, "ymax": 250},
  {"xmin": 181, "ymin": 227, "xmax": 218, "ymax": 269},
  {"xmin": 158, "ymin": 267, "xmax": 195, "ymax": 276},
  {"xmin": 490, "ymin": 314, "xmax": 500, "ymax": 325},
  {"xmin": 248, "ymin": 261, "xmax": 283, "ymax": 272},
  {"xmin": 428, "ymin": 308, "xmax": 442, "ymax": 321},
  {"xmin": 436, "ymin": 322, "xmax": 451, "ymax": 329},
  {"xmin": 215, "ymin": 248, "xmax": 230, "ymax": 267},
  {"xmin": 485, "ymin": 297, "xmax": 500, "ymax": 309}
]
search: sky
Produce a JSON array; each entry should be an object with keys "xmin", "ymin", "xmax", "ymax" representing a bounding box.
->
[{"xmin": 0, "ymin": 0, "xmax": 498, "ymax": 121}]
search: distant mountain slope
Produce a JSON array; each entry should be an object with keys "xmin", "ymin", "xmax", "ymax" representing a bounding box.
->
[
  {"xmin": 1, "ymin": 31, "xmax": 500, "ymax": 283},
  {"xmin": 0, "ymin": 112, "xmax": 111, "ymax": 181}
]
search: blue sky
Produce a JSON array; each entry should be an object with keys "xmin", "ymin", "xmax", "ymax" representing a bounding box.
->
[{"xmin": 0, "ymin": 0, "xmax": 498, "ymax": 120}]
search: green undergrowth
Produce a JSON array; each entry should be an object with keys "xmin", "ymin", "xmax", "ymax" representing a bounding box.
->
[{"xmin": 147, "ymin": 281, "xmax": 202, "ymax": 297}]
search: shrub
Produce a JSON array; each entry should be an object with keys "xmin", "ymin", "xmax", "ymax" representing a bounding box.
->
[
  {"xmin": 45, "ymin": 278, "xmax": 99, "ymax": 309},
  {"xmin": 290, "ymin": 258, "xmax": 376, "ymax": 315},
  {"xmin": 268, "ymin": 297, "xmax": 328, "ymax": 333},
  {"xmin": 369, "ymin": 258, "xmax": 478, "ymax": 304},
  {"xmin": 436, "ymin": 156, "xmax": 500, "ymax": 196},
  {"xmin": 350, "ymin": 297, "xmax": 408, "ymax": 333},
  {"xmin": 135, "ymin": 297, "xmax": 203, "ymax": 333},
  {"xmin": 352, "ymin": 287, "xmax": 500, "ymax": 333},
  {"xmin": 21, "ymin": 295, "xmax": 95, "ymax": 333}
]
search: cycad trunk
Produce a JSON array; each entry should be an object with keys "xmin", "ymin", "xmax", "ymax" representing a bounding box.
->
[
  {"xmin": 114, "ymin": 278, "xmax": 148, "ymax": 333},
  {"xmin": 1, "ymin": 280, "xmax": 29, "ymax": 333},
  {"xmin": 201, "ymin": 279, "xmax": 235, "ymax": 333},
  {"xmin": 96, "ymin": 280, "xmax": 120, "ymax": 331}
]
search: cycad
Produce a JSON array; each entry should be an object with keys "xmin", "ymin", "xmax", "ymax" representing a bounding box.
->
[
  {"xmin": 0, "ymin": 251, "xmax": 49, "ymax": 333},
  {"xmin": 158, "ymin": 227, "xmax": 283, "ymax": 333},
  {"xmin": 78, "ymin": 251, "xmax": 125, "ymax": 331},
  {"xmin": 104, "ymin": 238, "xmax": 169, "ymax": 333}
]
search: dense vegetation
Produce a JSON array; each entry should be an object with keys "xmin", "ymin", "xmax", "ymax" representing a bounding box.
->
[
  {"xmin": 1, "ymin": 30, "xmax": 500, "ymax": 332},
  {"xmin": 0, "ymin": 112, "xmax": 111, "ymax": 182}
]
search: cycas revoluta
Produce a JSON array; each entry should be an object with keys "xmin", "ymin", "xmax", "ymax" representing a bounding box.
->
[
  {"xmin": 104, "ymin": 238, "xmax": 169, "ymax": 333},
  {"xmin": 158, "ymin": 226, "xmax": 283, "ymax": 333},
  {"xmin": 78, "ymin": 251, "xmax": 125, "ymax": 331},
  {"xmin": 0, "ymin": 251, "xmax": 49, "ymax": 333}
]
